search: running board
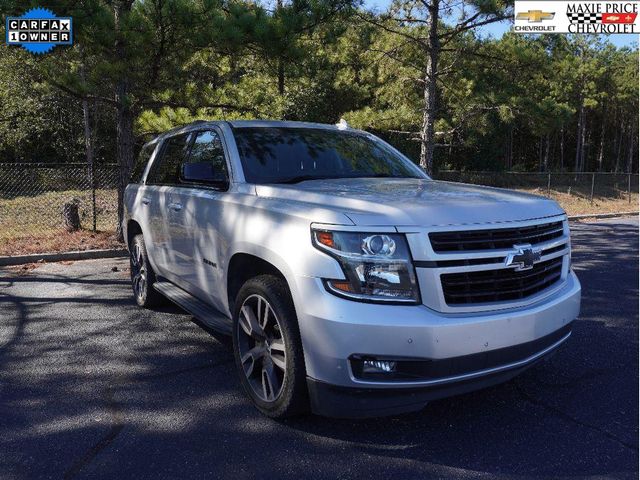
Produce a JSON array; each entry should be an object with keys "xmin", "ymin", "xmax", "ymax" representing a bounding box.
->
[{"xmin": 153, "ymin": 281, "xmax": 232, "ymax": 335}]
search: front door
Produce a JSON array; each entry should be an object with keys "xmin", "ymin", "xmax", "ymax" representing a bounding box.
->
[{"xmin": 172, "ymin": 129, "xmax": 231, "ymax": 312}]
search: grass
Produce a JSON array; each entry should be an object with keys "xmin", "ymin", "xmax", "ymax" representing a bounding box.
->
[
  {"xmin": 522, "ymin": 187, "xmax": 638, "ymax": 217},
  {"xmin": 0, "ymin": 186, "xmax": 636, "ymax": 256},
  {"xmin": 0, "ymin": 189, "xmax": 119, "ymax": 256}
]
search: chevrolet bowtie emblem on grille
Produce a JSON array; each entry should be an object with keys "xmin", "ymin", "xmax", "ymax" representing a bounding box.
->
[
  {"xmin": 516, "ymin": 10, "xmax": 555, "ymax": 22},
  {"xmin": 505, "ymin": 244, "xmax": 542, "ymax": 271}
]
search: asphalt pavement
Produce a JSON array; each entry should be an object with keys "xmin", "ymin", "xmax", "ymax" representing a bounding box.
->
[{"xmin": 0, "ymin": 218, "xmax": 638, "ymax": 479}]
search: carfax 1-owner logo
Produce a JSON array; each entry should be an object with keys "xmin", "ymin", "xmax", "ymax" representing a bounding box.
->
[
  {"xmin": 514, "ymin": 0, "xmax": 639, "ymax": 33},
  {"xmin": 6, "ymin": 7, "xmax": 72, "ymax": 54}
]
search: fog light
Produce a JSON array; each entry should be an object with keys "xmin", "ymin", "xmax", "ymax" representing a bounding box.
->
[{"xmin": 363, "ymin": 359, "xmax": 397, "ymax": 374}]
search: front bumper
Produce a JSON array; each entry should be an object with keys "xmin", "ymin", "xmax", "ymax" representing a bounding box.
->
[
  {"xmin": 293, "ymin": 271, "xmax": 581, "ymax": 416},
  {"xmin": 307, "ymin": 323, "xmax": 570, "ymax": 418}
]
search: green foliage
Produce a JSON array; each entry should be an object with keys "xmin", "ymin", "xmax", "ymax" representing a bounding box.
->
[{"xmin": 0, "ymin": 1, "xmax": 636, "ymax": 173}]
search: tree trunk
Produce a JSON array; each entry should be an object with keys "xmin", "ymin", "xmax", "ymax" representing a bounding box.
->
[
  {"xmin": 116, "ymin": 102, "xmax": 135, "ymax": 242},
  {"xmin": 538, "ymin": 137, "xmax": 543, "ymax": 171},
  {"xmin": 504, "ymin": 126, "xmax": 512, "ymax": 169},
  {"xmin": 560, "ymin": 127, "xmax": 564, "ymax": 171},
  {"xmin": 582, "ymin": 126, "xmax": 591, "ymax": 172},
  {"xmin": 277, "ymin": 0, "xmax": 285, "ymax": 95},
  {"xmin": 278, "ymin": 61, "xmax": 285, "ymax": 95},
  {"xmin": 615, "ymin": 120, "xmax": 624, "ymax": 173},
  {"xmin": 81, "ymin": 57, "xmax": 96, "ymax": 233},
  {"xmin": 419, "ymin": 0, "xmax": 440, "ymax": 175},
  {"xmin": 508, "ymin": 126, "xmax": 514, "ymax": 169},
  {"xmin": 574, "ymin": 103, "xmax": 585, "ymax": 172},
  {"xmin": 543, "ymin": 133, "xmax": 550, "ymax": 172},
  {"xmin": 114, "ymin": 1, "xmax": 135, "ymax": 242},
  {"xmin": 596, "ymin": 111, "xmax": 606, "ymax": 172},
  {"xmin": 82, "ymin": 96, "xmax": 96, "ymax": 232},
  {"xmin": 626, "ymin": 122, "xmax": 636, "ymax": 173},
  {"xmin": 549, "ymin": 132, "xmax": 557, "ymax": 170}
]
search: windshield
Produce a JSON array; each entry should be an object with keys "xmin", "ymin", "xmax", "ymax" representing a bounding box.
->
[{"xmin": 233, "ymin": 127, "xmax": 426, "ymax": 184}]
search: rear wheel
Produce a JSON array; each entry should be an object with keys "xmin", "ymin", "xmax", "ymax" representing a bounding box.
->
[
  {"xmin": 232, "ymin": 275, "xmax": 308, "ymax": 418},
  {"xmin": 129, "ymin": 234, "xmax": 164, "ymax": 308}
]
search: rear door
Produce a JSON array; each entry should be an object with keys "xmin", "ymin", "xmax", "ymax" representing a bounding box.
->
[
  {"xmin": 144, "ymin": 131, "xmax": 193, "ymax": 279},
  {"xmin": 127, "ymin": 142, "xmax": 158, "ymax": 257}
]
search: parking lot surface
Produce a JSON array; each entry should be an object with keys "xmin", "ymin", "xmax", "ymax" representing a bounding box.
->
[{"xmin": 1, "ymin": 218, "xmax": 638, "ymax": 479}]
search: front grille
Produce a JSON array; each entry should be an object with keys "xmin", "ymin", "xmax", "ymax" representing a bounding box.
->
[
  {"xmin": 441, "ymin": 256, "xmax": 563, "ymax": 305},
  {"xmin": 430, "ymin": 221, "xmax": 564, "ymax": 252}
]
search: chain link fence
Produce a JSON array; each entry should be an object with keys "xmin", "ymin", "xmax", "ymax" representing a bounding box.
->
[
  {"xmin": 0, "ymin": 164, "xmax": 637, "ymax": 256},
  {"xmin": 434, "ymin": 171, "xmax": 639, "ymax": 213},
  {"xmin": 0, "ymin": 163, "xmax": 119, "ymax": 256}
]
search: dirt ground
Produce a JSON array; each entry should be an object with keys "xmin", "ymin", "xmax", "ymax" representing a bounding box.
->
[{"xmin": 0, "ymin": 230, "xmax": 121, "ymax": 257}]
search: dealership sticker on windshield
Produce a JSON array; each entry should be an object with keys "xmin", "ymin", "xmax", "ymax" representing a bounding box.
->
[
  {"xmin": 6, "ymin": 7, "xmax": 72, "ymax": 54},
  {"xmin": 514, "ymin": 1, "xmax": 639, "ymax": 33}
]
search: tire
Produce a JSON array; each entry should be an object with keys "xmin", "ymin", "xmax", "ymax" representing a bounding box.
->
[
  {"xmin": 232, "ymin": 275, "xmax": 308, "ymax": 418},
  {"xmin": 129, "ymin": 234, "xmax": 164, "ymax": 308}
]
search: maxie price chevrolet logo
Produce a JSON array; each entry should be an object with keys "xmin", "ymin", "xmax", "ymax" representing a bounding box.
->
[{"xmin": 514, "ymin": 0, "xmax": 639, "ymax": 34}]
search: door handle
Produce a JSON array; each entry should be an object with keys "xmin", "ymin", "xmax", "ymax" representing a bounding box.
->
[
  {"xmin": 168, "ymin": 202, "xmax": 183, "ymax": 212},
  {"xmin": 141, "ymin": 197, "xmax": 151, "ymax": 205}
]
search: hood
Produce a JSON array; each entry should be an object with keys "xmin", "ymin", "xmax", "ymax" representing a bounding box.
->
[{"xmin": 255, "ymin": 178, "xmax": 564, "ymax": 227}]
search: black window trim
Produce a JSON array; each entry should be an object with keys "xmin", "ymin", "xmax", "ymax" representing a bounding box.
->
[
  {"xmin": 143, "ymin": 124, "xmax": 233, "ymax": 190},
  {"xmin": 177, "ymin": 127, "xmax": 231, "ymax": 192},
  {"xmin": 132, "ymin": 140, "xmax": 160, "ymax": 185},
  {"xmin": 145, "ymin": 130, "xmax": 194, "ymax": 187}
]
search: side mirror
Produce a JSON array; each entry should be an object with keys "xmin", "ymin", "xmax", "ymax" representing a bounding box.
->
[{"xmin": 181, "ymin": 162, "xmax": 228, "ymax": 187}]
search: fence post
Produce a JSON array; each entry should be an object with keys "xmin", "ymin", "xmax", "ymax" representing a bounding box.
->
[
  {"xmin": 628, "ymin": 173, "xmax": 632, "ymax": 204},
  {"xmin": 589, "ymin": 173, "xmax": 595, "ymax": 205},
  {"xmin": 547, "ymin": 172, "xmax": 551, "ymax": 196}
]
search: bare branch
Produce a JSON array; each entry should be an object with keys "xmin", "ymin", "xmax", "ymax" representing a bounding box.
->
[
  {"xmin": 440, "ymin": 14, "xmax": 510, "ymax": 46},
  {"xmin": 47, "ymin": 80, "xmax": 119, "ymax": 107},
  {"xmin": 356, "ymin": 11, "xmax": 429, "ymax": 48}
]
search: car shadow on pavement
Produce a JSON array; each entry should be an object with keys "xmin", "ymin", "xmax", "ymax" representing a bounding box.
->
[{"xmin": 0, "ymin": 221, "xmax": 637, "ymax": 479}]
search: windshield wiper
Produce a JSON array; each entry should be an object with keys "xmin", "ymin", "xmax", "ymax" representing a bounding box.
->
[
  {"xmin": 273, "ymin": 173, "xmax": 417, "ymax": 184},
  {"xmin": 274, "ymin": 174, "xmax": 344, "ymax": 184},
  {"xmin": 357, "ymin": 173, "xmax": 405, "ymax": 178}
]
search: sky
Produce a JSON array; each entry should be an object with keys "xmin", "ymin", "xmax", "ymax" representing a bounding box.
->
[{"xmin": 363, "ymin": 0, "xmax": 639, "ymax": 48}]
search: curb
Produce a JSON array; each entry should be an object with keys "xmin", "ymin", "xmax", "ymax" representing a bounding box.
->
[
  {"xmin": 0, "ymin": 248, "xmax": 128, "ymax": 267},
  {"xmin": 568, "ymin": 211, "xmax": 638, "ymax": 221}
]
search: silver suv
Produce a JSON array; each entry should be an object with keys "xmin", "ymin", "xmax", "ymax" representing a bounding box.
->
[{"xmin": 123, "ymin": 120, "xmax": 581, "ymax": 418}]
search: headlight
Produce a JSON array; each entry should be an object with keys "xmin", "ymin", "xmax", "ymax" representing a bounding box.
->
[{"xmin": 312, "ymin": 229, "xmax": 420, "ymax": 303}]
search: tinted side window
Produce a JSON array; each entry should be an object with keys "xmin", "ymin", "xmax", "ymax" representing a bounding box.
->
[
  {"xmin": 130, "ymin": 143, "xmax": 155, "ymax": 183},
  {"xmin": 184, "ymin": 130, "xmax": 228, "ymax": 177},
  {"xmin": 147, "ymin": 133, "xmax": 191, "ymax": 185}
]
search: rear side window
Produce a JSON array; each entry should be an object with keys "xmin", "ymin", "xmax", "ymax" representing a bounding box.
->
[
  {"xmin": 130, "ymin": 143, "xmax": 155, "ymax": 183},
  {"xmin": 147, "ymin": 133, "xmax": 191, "ymax": 185}
]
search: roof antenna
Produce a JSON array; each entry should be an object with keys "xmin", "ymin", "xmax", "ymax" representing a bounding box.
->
[{"xmin": 336, "ymin": 118, "xmax": 349, "ymax": 130}]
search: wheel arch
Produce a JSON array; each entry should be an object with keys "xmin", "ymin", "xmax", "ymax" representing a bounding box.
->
[
  {"xmin": 126, "ymin": 219, "xmax": 143, "ymax": 251},
  {"xmin": 226, "ymin": 250, "xmax": 295, "ymax": 314}
]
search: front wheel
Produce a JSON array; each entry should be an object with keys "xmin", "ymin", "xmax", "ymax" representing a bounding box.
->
[{"xmin": 232, "ymin": 275, "xmax": 308, "ymax": 418}]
